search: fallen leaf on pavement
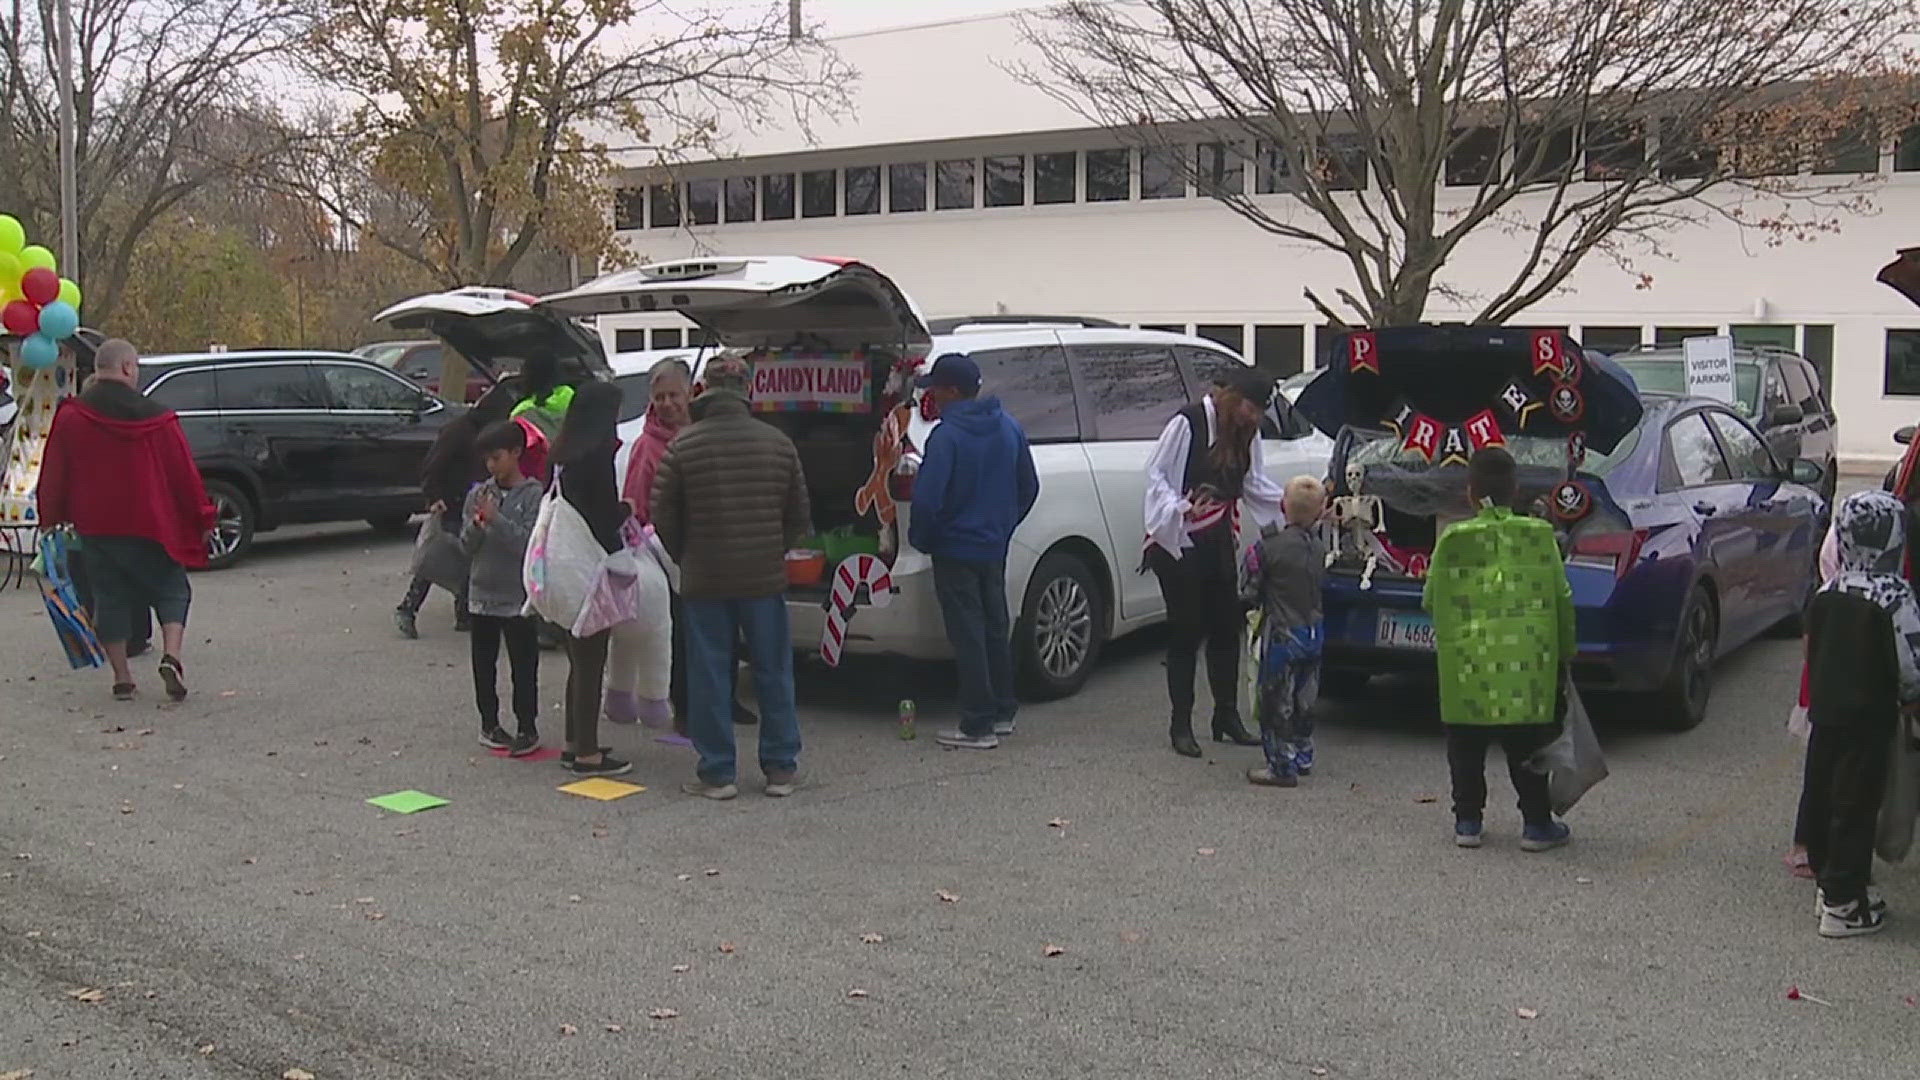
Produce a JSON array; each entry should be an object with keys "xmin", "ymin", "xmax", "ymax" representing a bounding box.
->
[
  {"xmin": 366, "ymin": 912, "xmax": 386, "ymax": 921},
  {"xmin": 219, "ymin": 691, "xmax": 238, "ymax": 698},
  {"xmin": 1515, "ymin": 1007, "xmax": 1538, "ymax": 1020},
  {"xmin": 118, "ymin": 804, "xmax": 133, "ymax": 815},
  {"xmin": 1048, "ymin": 818, "xmax": 1070, "ymax": 828},
  {"xmin": 675, "ymin": 874, "xmax": 692, "ymax": 882},
  {"xmin": 718, "ymin": 941, "xmax": 736, "ymax": 954},
  {"xmin": 559, "ymin": 1023, "xmax": 578, "ymax": 1036},
  {"xmin": 568, "ymin": 895, "xmax": 582, "ymax": 903},
  {"xmin": 136, "ymin": 729, "xmax": 154, "ymax": 737},
  {"xmin": 1196, "ymin": 848, "xmax": 1216, "ymax": 856},
  {"xmin": 1, "ymin": 1069, "xmax": 33, "ymax": 1079},
  {"xmin": 1310, "ymin": 1069, "xmax": 1329, "ymax": 1077},
  {"xmin": 353, "ymin": 897, "xmax": 375, "ymax": 905},
  {"xmin": 860, "ymin": 933, "xmax": 885, "ymax": 945},
  {"xmin": 1575, "ymin": 877, "xmax": 1593, "ymax": 885},
  {"xmin": 1043, "ymin": 945, "xmax": 1065, "ymax": 957},
  {"xmin": 648, "ymin": 1008, "xmax": 680, "ymax": 1020},
  {"xmin": 24, "ymin": 931, "xmax": 40, "ymax": 940},
  {"xmin": 282, "ymin": 1070, "xmax": 315, "ymax": 1080},
  {"xmin": 604, "ymin": 1023, "xmax": 624, "ymax": 1033},
  {"xmin": 1414, "ymin": 796, "xmax": 1438, "ymax": 804},
  {"xmin": 591, "ymin": 826, "xmax": 609, "ymax": 839},
  {"xmin": 936, "ymin": 890, "xmax": 959, "ymax": 903},
  {"xmin": 65, "ymin": 988, "xmax": 104, "ymax": 1003},
  {"xmin": 198, "ymin": 1044, "xmax": 215, "ymax": 1055},
  {"xmin": 703, "ymin": 868, "xmax": 720, "ymax": 877},
  {"xmin": 671, "ymin": 964, "xmax": 691, "ymax": 974},
  {"xmin": 846, "ymin": 988, "xmax": 870, "ymax": 999}
]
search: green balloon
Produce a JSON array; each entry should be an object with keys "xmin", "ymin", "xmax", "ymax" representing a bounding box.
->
[
  {"xmin": 0, "ymin": 252, "xmax": 18, "ymax": 285},
  {"xmin": 19, "ymin": 245, "xmax": 55, "ymax": 273},
  {"xmin": 0, "ymin": 215, "xmax": 22, "ymax": 255},
  {"xmin": 57, "ymin": 277, "xmax": 80, "ymax": 309}
]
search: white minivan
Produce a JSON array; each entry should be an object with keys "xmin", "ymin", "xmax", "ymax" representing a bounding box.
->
[{"xmin": 380, "ymin": 257, "xmax": 1332, "ymax": 698}]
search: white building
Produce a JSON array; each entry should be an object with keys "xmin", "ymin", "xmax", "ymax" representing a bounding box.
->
[{"xmin": 606, "ymin": 12, "xmax": 1920, "ymax": 465}]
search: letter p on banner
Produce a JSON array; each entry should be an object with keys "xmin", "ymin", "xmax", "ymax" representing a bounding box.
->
[{"xmin": 1348, "ymin": 332, "xmax": 1379, "ymax": 374}]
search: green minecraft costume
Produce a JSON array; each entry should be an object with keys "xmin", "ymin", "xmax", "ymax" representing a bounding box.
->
[{"xmin": 1423, "ymin": 506, "xmax": 1573, "ymax": 726}]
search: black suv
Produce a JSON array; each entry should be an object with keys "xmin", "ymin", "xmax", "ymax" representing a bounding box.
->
[
  {"xmin": 1611, "ymin": 344, "xmax": 1838, "ymax": 500},
  {"xmin": 138, "ymin": 351, "xmax": 452, "ymax": 569}
]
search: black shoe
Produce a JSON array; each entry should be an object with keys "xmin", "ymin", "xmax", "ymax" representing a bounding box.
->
[
  {"xmin": 158, "ymin": 655, "xmax": 188, "ymax": 702},
  {"xmin": 733, "ymin": 701, "xmax": 759, "ymax": 726},
  {"xmin": 479, "ymin": 727, "xmax": 513, "ymax": 750},
  {"xmin": 508, "ymin": 730, "xmax": 540, "ymax": 757},
  {"xmin": 394, "ymin": 607, "xmax": 419, "ymax": 640},
  {"xmin": 559, "ymin": 745, "xmax": 615, "ymax": 766},
  {"xmin": 567, "ymin": 755, "xmax": 633, "ymax": 778},
  {"xmin": 1211, "ymin": 715, "xmax": 1260, "ymax": 746},
  {"xmin": 1170, "ymin": 722, "xmax": 1202, "ymax": 758}
]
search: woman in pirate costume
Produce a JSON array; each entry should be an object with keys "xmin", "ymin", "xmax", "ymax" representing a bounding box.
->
[{"xmin": 1142, "ymin": 367, "xmax": 1289, "ymax": 758}]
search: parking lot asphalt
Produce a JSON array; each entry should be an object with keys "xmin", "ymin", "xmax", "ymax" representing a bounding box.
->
[{"xmin": 1, "ymin": 520, "xmax": 1915, "ymax": 1079}]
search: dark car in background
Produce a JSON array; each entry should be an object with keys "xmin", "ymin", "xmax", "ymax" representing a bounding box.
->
[
  {"xmin": 1612, "ymin": 344, "xmax": 1837, "ymax": 501},
  {"xmin": 139, "ymin": 351, "xmax": 452, "ymax": 569},
  {"xmin": 353, "ymin": 340, "xmax": 497, "ymax": 404}
]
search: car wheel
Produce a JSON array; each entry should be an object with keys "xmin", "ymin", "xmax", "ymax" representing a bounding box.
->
[
  {"xmin": 1320, "ymin": 668, "xmax": 1371, "ymax": 697},
  {"xmin": 1014, "ymin": 552, "xmax": 1104, "ymax": 700},
  {"xmin": 367, "ymin": 513, "xmax": 413, "ymax": 535},
  {"xmin": 203, "ymin": 479, "xmax": 254, "ymax": 571},
  {"xmin": 1655, "ymin": 586, "xmax": 1716, "ymax": 731}
]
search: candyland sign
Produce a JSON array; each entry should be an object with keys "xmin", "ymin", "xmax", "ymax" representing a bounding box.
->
[{"xmin": 749, "ymin": 355, "xmax": 870, "ymax": 413}]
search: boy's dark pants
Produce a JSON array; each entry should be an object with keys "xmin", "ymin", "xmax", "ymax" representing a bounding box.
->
[
  {"xmin": 1445, "ymin": 723, "xmax": 1560, "ymax": 827},
  {"xmin": 470, "ymin": 614, "xmax": 539, "ymax": 734},
  {"xmin": 1800, "ymin": 710, "xmax": 1892, "ymax": 905}
]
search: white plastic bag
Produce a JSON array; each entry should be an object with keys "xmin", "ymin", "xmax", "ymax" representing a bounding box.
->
[
  {"xmin": 1528, "ymin": 671, "xmax": 1609, "ymax": 815},
  {"xmin": 521, "ymin": 484, "xmax": 603, "ymax": 629},
  {"xmin": 410, "ymin": 514, "xmax": 467, "ymax": 592},
  {"xmin": 1237, "ymin": 608, "xmax": 1263, "ymax": 726}
]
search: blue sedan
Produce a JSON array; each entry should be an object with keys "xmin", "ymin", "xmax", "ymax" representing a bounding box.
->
[{"xmin": 1322, "ymin": 394, "xmax": 1826, "ymax": 730}]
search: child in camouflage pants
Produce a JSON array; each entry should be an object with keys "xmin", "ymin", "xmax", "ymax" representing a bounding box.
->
[{"xmin": 1244, "ymin": 476, "xmax": 1328, "ymax": 788}]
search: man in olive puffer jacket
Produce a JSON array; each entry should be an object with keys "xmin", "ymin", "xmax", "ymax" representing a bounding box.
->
[{"xmin": 651, "ymin": 356, "xmax": 812, "ymax": 800}]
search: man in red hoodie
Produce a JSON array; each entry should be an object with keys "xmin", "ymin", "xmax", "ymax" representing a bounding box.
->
[{"xmin": 37, "ymin": 339, "xmax": 213, "ymax": 702}]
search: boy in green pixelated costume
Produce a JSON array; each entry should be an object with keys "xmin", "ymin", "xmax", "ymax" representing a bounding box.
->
[{"xmin": 1422, "ymin": 447, "xmax": 1575, "ymax": 852}]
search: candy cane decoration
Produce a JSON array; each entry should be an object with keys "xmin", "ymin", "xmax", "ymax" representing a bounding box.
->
[{"xmin": 819, "ymin": 552, "xmax": 896, "ymax": 667}]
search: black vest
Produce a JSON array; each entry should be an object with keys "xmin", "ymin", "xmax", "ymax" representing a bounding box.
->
[{"xmin": 1177, "ymin": 402, "xmax": 1246, "ymax": 501}]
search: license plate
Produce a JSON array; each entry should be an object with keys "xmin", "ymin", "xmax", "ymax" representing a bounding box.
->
[{"xmin": 1376, "ymin": 611, "xmax": 1436, "ymax": 651}]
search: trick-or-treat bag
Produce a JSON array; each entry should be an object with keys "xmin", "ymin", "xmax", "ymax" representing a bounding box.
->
[
  {"xmin": 409, "ymin": 513, "xmax": 468, "ymax": 593},
  {"xmin": 1237, "ymin": 608, "xmax": 1263, "ymax": 725},
  {"xmin": 1877, "ymin": 713, "xmax": 1920, "ymax": 863},
  {"xmin": 521, "ymin": 481, "xmax": 602, "ymax": 629},
  {"xmin": 1527, "ymin": 671, "xmax": 1608, "ymax": 815},
  {"xmin": 35, "ymin": 529, "xmax": 104, "ymax": 669}
]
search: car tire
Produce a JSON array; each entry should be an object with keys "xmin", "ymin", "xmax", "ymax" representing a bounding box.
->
[
  {"xmin": 203, "ymin": 479, "xmax": 255, "ymax": 571},
  {"xmin": 1320, "ymin": 668, "xmax": 1371, "ymax": 697},
  {"xmin": 1654, "ymin": 585, "xmax": 1716, "ymax": 731},
  {"xmin": 367, "ymin": 513, "xmax": 413, "ymax": 535},
  {"xmin": 1014, "ymin": 552, "xmax": 1104, "ymax": 700}
]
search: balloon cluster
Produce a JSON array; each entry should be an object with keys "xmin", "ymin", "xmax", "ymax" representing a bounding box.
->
[{"xmin": 0, "ymin": 214, "xmax": 81, "ymax": 370}]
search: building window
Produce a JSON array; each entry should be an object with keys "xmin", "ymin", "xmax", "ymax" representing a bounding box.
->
[
  {"xmin": 1887, "ymin": 330, "xmax": 1920, "ymax": 396},
  {"xmin": 613, "ymin": 330, "xmax": 647, "ymax": 353},
  {"xmin": 1140, "ymin": 323, "xmax": 1184, "ymax": 334},
  {"xmin": 613, "ymin": 188, "xmax": 645, "ymax": 231},
  {"xmin": 649, "ymin": 183, "xmax": 680, "ymax": 229},
  {"xmin": 1514, "ymin": 125, "xmax": 1576, "ymax": 183},
  {"xmin": 935, "ymin": 158, "xmax": 976, "ymax": 210},
  {"xmin": 1198, "ymin": 142, "xmax": 1245, "ymax": 197},
  {"xmin": 1255, "ymin": 142, "xmax": 1292, "ymax": 194},
  {"xmin": 1898, "ymin": 125, "xmax": 1920, "ymax": 172},
  {"xmin": 1318, "ymin": 134, "xmax": 1368, "ymax": 190},
  {"xmin": 1086, "ymin": 148, "xmax": 1130, "ymax": 201},
  {"xmin": 1654, "ymin": 325, "xmax": 1717, "ymax": 346},
  {"xmin": 651, "ymin": 328, "xmax": 684, "ymax": 350},
  {"xmin": 1814, "ymin": 115, "xmax": 1879, "ymax": 175},
  {"xmin": 1253, "ymin": 324, "xmax": 1305, "ymax": 376},
  {"xmin": 1580, "ymin": 326, "xmax": 1643, "ymax": 354},
  {"xmin": 1802, "ymin": 324, "xmax": 1834, "ymax": 397},
  {"xmin": 1446, "ymin": 126, "xmax": 1501, "ymax": 187},
  {"xmin": 1034, "ymin": 152, "xmax": 1077, "ymax": 204},
  {"xmin": 1195, "ymin": 324, "xmax": 1244, "ymax": 355},
  {"xmin": 1312, "ymin": 324, "xmax": 1347, "ymax": 367},
  {"xmin": 1584, "ymin": 121, "xmax": 1644, "ymax": 181},
  {"xmin": 1140, "ymin": 147, "xmax": 1185, "ymax": 199},
  {"xmin": 801, "ymin": 170, "xmax": 838, "ymax": 218},
  {"xmin": 844, "ymin": 165, "xmax": 881, "ymax": 215},
  {"xmin": 888, "ymin": 163, "xmax": 927, "ymax": 212},
  {"xmin": 685, "ymin": 179, "xmax": 720, "ymax": 226},
  {"xmin": 1658, "ymin": 118, "xmax": 1716, "ymax": 180},
  {"xmin": 762, "ymin": 174, "xmax": 795, "ymax": 220},
  {"xmin": 724, "ymin": 177, "xmax": 756, "ymax": 223},
  {"xmin": 984, "ymin": 155, "xmax": 1025, "ymax": 207},
  {"xmin": 1731, "ymin": 324, "xmax": 1795, "ymax": 349}
]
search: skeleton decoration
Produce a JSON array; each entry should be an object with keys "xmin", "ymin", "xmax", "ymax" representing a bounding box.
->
[{"xmin": 1328, "ymin": 463, "xmax": 1403, "ymax": 589}]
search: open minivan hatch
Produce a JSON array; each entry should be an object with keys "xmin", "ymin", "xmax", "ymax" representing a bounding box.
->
[
  {"xmin": 372, "ymin": 286, "xmax": 611, "ymax": 392},
  {"xmin": 540, "ymin": 257, "xmax": 934, "ymax": 568}
]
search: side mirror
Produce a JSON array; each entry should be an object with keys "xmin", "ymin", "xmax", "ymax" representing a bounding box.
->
[
  {"xmin": 1897, "ymin": 425, "xmax": 1916, "ymax": 446},
  {"xmin": 1768, "ymin": 403, "xmax": 1803, "ymax": 427},
  {"xmin": 1788, "ymin": 458, "xmax": 1824, "ymax": 487}
]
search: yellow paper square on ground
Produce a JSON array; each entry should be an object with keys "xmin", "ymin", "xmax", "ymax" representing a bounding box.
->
[{"xmin": 558, "ymin": 778, "xmax": 646, "ymax": 801}]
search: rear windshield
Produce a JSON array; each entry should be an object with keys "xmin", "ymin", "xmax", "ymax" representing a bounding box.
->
[
  {"xmin": 1616, "ymin": 358, "xmax": 1760, "ymax": 417},
  {"xmin": 1344, "ymin": 430, "xmax": 1633, "ymax": 518}
]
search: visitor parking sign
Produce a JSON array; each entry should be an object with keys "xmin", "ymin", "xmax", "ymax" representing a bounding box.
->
[{"xmin": 1683, "ymin": 335, "xmax": 1736, "ymax": 405}]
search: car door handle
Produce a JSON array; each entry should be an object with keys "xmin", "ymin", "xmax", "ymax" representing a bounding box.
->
[{"xmin": 1693, "ymin": 502, "xmax": 1717, "ymax": 517}]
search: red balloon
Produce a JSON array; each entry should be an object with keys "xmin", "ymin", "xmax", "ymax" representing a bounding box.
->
[
  {"xmin": 20, "ymin": 267, "xmax": 58, "ymax": 305},
  {"xmin": 1, "ymin": 299, "xmax": 37, "ymax": 336}
]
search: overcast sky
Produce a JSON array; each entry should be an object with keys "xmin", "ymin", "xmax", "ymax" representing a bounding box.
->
[{"xmin": 711, "ymin": 0, "xmax": 1049, "ymax": 36}]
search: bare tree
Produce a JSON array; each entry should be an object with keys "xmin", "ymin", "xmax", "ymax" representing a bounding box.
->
[
  {"xmin": 0, "ymin": 0, "xmax": 297, "ymax": 322},
  {"xmin": 1020, "ymin": 0, "xmax": 1920, "ymax": 327},
  {"xmin": 284, "ymin": 0, "xmax": 854, "ymax": 288}
]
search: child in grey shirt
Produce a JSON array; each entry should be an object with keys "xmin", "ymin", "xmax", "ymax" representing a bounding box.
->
[
  {"xmin": 1243, "ymin": 476, "xmax": 1328, "ymax": 788},
  {"xmin": 461, "ymin": 421, "xmax": 546, "ymax": 755}
]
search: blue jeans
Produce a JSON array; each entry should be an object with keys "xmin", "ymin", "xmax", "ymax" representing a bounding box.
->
[
  {"xmin": 932, "ymin": 557, "xmax": 1016, "ymax": 737},
  {"xmin": 684, "ymin": 594, "xmax": 800, "ymax": 785}
]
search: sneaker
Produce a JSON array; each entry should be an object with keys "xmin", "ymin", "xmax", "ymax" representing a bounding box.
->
[
  {"xmin": 1819, "ymin": 896, "xmax": 1887, "ymax": 938},
  {"xmin": 1295, "ymin": 743, "xmax": 1316, "ymax": 776},
  {"xmin": 993, "ymin": 719, "xmax": 1017, "ymax": 737},
  {"xmin": 764, "ymin": 771, "xmax": 798, "ymax": 798},
  {"xmin": 935, "ymin": 730, "xmax": 1000, "ymax": 750},
  {"xmin": 507, "ymin": 731, "xmax": 540, "ymax": 757},
  {"xmin": 1520, "ymin": 821, "xmax": 1572, "ymax": 852},
  {"xmin": 567, "ymin": 755, "xmax": 633, "ymax": 778},
  {"xmin": 558, "ymin": 745, "xmax": 614, "ymax": 767},
  {"xmin": 1247, "ymin": 765, "xmax": 1298, "ymax": 788},
  {"xmin": 1815, "ymin": 888, "xmax": 1889, "ymax": 918},
  {"xmin": 478, "ymin": 727, "xmax": 513, "ymax": 751},
  {"xmin": 112, "ymin": 682, "xmax": 136, "ymax": 702},
  {"xmin": 394, "ymin": 608, "xmax": 419, "ymax": 639},
  {"xmin": 682, "ymin": 779, "xmax": 739, "ymax": 800},
  {"xmin": 1454, "ymin": 820, "xmax": 1484, "ymax": 848},
  {"xmin": 157, "ymin": 656, "xmax": 188, "ymax": 702}
]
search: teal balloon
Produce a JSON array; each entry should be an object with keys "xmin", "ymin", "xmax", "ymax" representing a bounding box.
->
[
  {"xmin": 36, "ymin": 299, "xmax": 77, "ymax": 339},
  {"xmin": 20, "ymin": 332, "xmax": 58, "ymax": 368}
]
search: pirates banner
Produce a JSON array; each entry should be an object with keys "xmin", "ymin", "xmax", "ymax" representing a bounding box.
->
[
  {"xmin": 1389, "ymin": 403, "xmax": 1507, "ymax": 465},
  {"xmin": 1347, "ymin": 331, "xmax": 1380, "ymax": 374}
]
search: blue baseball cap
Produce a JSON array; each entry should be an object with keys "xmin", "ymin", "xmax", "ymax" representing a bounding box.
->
[{"xmin": 916, "ymin": 353, "xmax": 981, "ymax": 392}]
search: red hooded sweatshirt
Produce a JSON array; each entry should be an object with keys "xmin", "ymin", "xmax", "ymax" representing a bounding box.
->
[
  {"xmin": 36, "ymin": 381, "xmax": 215, "ymax": 569},
  {"xmin": 620, "ymin": 409, "xmax": 679, "ymax": 525}
]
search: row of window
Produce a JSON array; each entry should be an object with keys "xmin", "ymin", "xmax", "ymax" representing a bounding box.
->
[
  {"xmin": 1881, "ymin": 330, "xmax": 1920, "ymax": 396},
  {"xmin": 145, "ymin": 360, "xmax": 434, "ymax": 413},
  {"xmin": 614, "ymin": 124, "xmax": 1920, "ymax": 230}
]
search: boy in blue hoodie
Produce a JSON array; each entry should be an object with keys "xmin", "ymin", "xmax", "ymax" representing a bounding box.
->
[{"xmin": 909, "ymin": 353, "xmax": 1041, "ymax": 750}]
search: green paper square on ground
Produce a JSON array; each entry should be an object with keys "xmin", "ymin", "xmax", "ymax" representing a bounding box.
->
[{"xmin": 366, "ymin": 789, "xmax": 450, "ymax": 814}]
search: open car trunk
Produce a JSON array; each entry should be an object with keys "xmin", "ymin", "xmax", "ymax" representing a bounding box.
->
[
  {"xmin": 372, "ymin": 287, "xmax": 611, "ymax": 397},
  {"xmin": 540, "ymin": 257, "xmax": 933, "ymax": 577}
]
